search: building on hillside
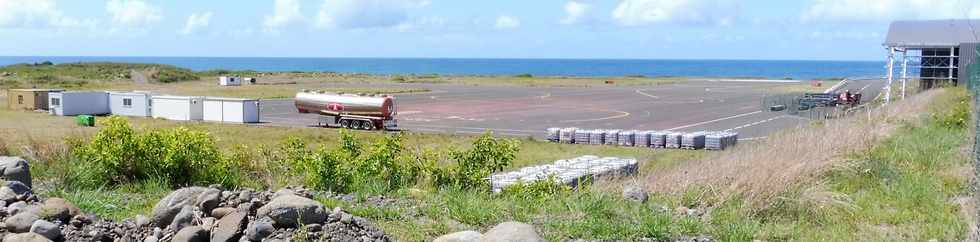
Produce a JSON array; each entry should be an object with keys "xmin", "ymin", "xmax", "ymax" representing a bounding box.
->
[
  {"xmin": 884, "ymin": 19, "xmax": 980, "ymax": 92},
  {"xmin": 109, "ymin": 91, "xmax": 154, "ymax": 117},
  {"xmin": 48, "ymin": 91, "xmax": 110, "ymax": 116},
  {"xmin": 151, "ymin": 95, "xmax": 204, "ymax": 121},
  {"xmin": 202, "ymin": 97, "xmax": 261, "ymax": 123},
  {"xmin": 219, "ymin": 76, "xmax": 242, "ymax": 86},
  {"xmin": 6, "ymin": 89, "xmax": 63, "ymax": 111}
]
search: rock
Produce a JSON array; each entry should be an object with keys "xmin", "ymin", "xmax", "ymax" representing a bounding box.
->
[
  {"xmin": 211, "ymin": 207, "xmax": 236, "ymax": 219},
  {"xmin": 172, "ymin": 226, "xmax": 209, "ymax": 242},
  {"xmin": 201, "ymin": 217, "xmax": 217, "ymax": 231},
  {"xmin": 169, "ymin": 205, "xmax": 195, "ymax": 231},
  {"xmin": 255, "ymin": 195, "xmax": 327, "ymax": 228},
  {"xmin": 29, "ymin": 220, "xmax": 61, "ymax": 240},
  {"xmin": 5, "ymin": 211, "xmax": 40, "ymax": 233},
  {"xmin": 434, "ymin": 230, "xmax": 483, "ymax": 242},
  {"xmin": 481, "ymin": 221, "xmax": 545, "ymax": 242},
  {"xmin": 302, "ymin": 223, "xmax": 322, "ymax": 232},
  {"xmin": 39, "ymin": 197, "xmax": 80, "ymax": 222},
  {"xmin": 244, "ymin": 220, "xmax": 274, "ymax": 241},
  {"xmin": 622, "ymin": 185, "xmax": 648, "ymax": 203},
  {"xmin": 0, "ymin": 156, "xmax": 32, "ymax": 188},
  {"xmin": 0, "ymin": 181, "xmax": 32, "ymax": 203},
  {"xmin": 2, "ymin": 232, "xmax": 52, "ymax": 242},
  {"xmin": 211, "ymin": 211, "xmax": 247, "ymax": 242},
  {"xmin": 7, "ymin": 201, "xmax": 28, "ymax": 215},
  {"xmin": 150, "ymin": 187, "xmax": 221, "ymax": 227},
  {"xmin": 134, "ymin": 215, "xmax": 150, "ymax": 227},
  {"xmin": 143, "ymin": 236, "xmax": 159, "ymax": 242}
]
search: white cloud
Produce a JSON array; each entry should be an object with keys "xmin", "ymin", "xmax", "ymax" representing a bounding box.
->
[
  {"xmin": 394, "ymin": 16, "xmax": 446, "ymax": 32},
  {"xmin": 560, "ymin": 1, "xmax": 590, "ymax": 25},
  {"xmin": 264, "ymin": 0, "xmax": 305, "ymax": 30},
  {"xmin": 315, "ymin": 0, "xmax": 430, "ymax": 29},
  {"xmin": 611, "ymin": 0, "xmax": 738, "ymax": 26},
  {"xmin": 0, "ymin": 0, "xmax": 90, "ymax": 28},
  {"xmin": 106, "ymin": 0, "xmax": 162, "ymax": 28},
  {"xmin": 802, "ymin": 0, "xmax": 980, "ymax": 22},
  {"xmin": 179, "ymin": 12, "xmax": 212, "ymax": 35},
  {"xmin": 494, "ymin": 15, "xmax": 521, "ymax": 29}
]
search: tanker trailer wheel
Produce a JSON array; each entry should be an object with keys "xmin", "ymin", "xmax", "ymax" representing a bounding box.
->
[
  {"xmin": 360, "ymin": 121, "xmax": 375, "ymax": 130},
  {"xmin": 339, "ymin": 119, "xmax": 351, "ymax": 129}
]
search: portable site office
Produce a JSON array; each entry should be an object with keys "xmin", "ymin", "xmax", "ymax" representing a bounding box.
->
[
  {"xmin": 218, "ymin": 76, "xmax": 242, "ymax": 86},
  {"xmin": 7, "ymin": 89, "xmax": 63, "ymax": 111},
  {"xmin": 203, "ymin": 97, "xmax": 260, "ymax": 123},
  {"xmin": 151, "ymin": 95, "xmax": 204, "ymax": 121},
  {"xmin": 48, "ymin": 91, "xmax": 110, "ymax": 116},
  {"xmin": 109, "ymin": 91, "xmax": 154, "ymax": 117}
]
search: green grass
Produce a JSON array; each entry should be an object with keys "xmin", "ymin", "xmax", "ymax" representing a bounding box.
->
[
  {"xmin": 0, "ymin": 62, "xmax": 199, "ymax": 88},
  {"xmin": 706, "ymin": 88, "xmax": 974, "ymax": 241}
]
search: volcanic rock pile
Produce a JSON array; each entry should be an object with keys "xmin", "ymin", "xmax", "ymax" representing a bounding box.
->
[{"xmin": 0, "ymin": 156, "xmax": 391, "ymax": 242}]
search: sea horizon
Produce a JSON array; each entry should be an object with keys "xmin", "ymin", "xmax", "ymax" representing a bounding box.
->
[{"xmin": 0, "ymin": 56, "xmax": 886, "ymax": 80}]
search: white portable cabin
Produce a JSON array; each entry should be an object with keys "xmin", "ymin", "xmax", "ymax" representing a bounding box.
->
[
  {"xmin": 203, "ymin": 97, "xmax": 260, "ymax": 123},
  {"xmin": 48, "ymin": 91, "xmax": 109, "ymax": 116},
  {"xmin": 219, "ymin": 76, "xmax": 241, "ymax": 86},
  {"xmin": 151, "ymin": 95, "xmax": 204, "ymax": 121},
  {"xmin": 108, "ymin": 91, "xmax": 153, "ymax": 117}
]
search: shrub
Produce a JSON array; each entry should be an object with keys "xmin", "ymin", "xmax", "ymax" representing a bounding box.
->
[
  {"xmin": 500, "ymin": 176, "xmax": 571, "ymax": 200},
  {"xmin": 514, "ymin": 73, "xmax": 533, "ymax": 78},
  {"xmin": 70, "ymin": 116, "xmax": 235, "ymax": 188},
  {"xmin": 931, "ymin": 88, "xmax": 970, "ymax": 129},
  {"xmin": 445, "ymin": 132, "xmax": 520, "ymax": 189}
]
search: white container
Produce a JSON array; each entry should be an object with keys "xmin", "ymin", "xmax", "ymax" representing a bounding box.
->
[
  {"xmin": 109, "ymin": 91, "xmax": 153, "ymax": 117},
  {"xmin": 203, "ymin": 97, "xmax": 260, "ymax": 123},
  {"xmin": 151, "ymin": 96, "xmax": 204, "ymax": 121},
  {"xmin": 48, "ymin": 91, "xmax": 109, "ymax": 116},
  {"xmin": 219, "ymin": 76, "xmax": 241, "ymax": 86}
]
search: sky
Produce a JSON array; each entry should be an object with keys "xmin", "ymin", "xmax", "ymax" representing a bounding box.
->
[{"xmin": 1, "ymin": 0, "xmax": 979, "ymax": 61}]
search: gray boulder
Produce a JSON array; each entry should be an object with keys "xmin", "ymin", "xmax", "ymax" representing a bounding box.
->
[
  {"xmin": 29, "ymin": 220, "xmax": 61, "ymax": 240},
  {"xmin": 434, "ymin": 230, "xmax": 483, "ymax": 242},
  {"xmin": 169, "ymin": 205, "xmax": 195, "ymax": 231},
  {"xmin": 622, "ymin": 185, "xmax": 649, "ymax": 203},
  {"xmin": 172, "ymin": 226, "xmax": 208, "ymax": 242},
  {"xmin": 150, "ymin": 187, "xmax": 221, "ymax": 227},
  {"xmin": 244, "ymin": 220, "xmax": 274, "ymax": 241},
  {"xmin": 481, "ymin": 221, "xmax": 545, "ymax": 242},
  {"xmin": 2, "ymin": 232, "xmax": 52, "ymax": 242},
  {"xmin": 210, "ymin": 207, "xmax": 236, "ymax": 219},
  {"xmin": 0, "ymin": 181, "xmax": 32, "ymax": 203},
  {"xmin": 210, "ymin": 211, "xmax": 247, "ymax": 242},
  {"xmin": 39, "ymin": 197, "xmax": 81, "ymax": 222},
  {"xmin": 255, "ymin": 194, "xmax": 327, "ymax": 228},
  {"xmin": 5, "ymin": 211, "xmax": 40, "ymax": 233},
  {"xmin": 0, "ymin": 156, "xmax": 32, "ymax": 188}
]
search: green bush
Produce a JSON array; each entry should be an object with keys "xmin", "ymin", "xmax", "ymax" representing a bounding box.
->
[
  {"xmin": 500, "ymin": 176, "xmax": 571, "ymax": 200},
  {"xmin": 445, "ymin": 132, "xmax": 520, "ymax": 189},
  {"xmin": 70, "ymin": 116, "xmax": 237, "ymax": 188},
  {"xmin": 930, "ymin": 88, "xmax": 971, "ymax": 129}
]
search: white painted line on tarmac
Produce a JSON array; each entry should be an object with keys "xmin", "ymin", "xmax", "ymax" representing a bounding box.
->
[
  {"xmin": 665, "ymin": 110, "xmax": 762, "ymax": 131},
  {"xmin": 724, "ymin": 115, "xmax": 786, "ymax": 132},
  {"xmin": 635, "ymin": 89, "xmax": 659, "ymax": 99},
  {"xmin": 560, "ymin": 110, "xmax": 631, "ymax": 123},
  {"xmin": 404, "ymin": 124, "xmax": 539, "ymax": 133}
]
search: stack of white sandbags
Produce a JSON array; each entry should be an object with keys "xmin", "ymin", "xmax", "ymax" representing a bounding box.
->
[
  {"xmin": 665, "ymin": 132, "xmax": 683, "ymax": 148},
  {"xmin": 603, "ymin": 130, "xmax": 621, "ymax": 145},
  {"xmin": 634, "ymin": 130, "xmax": 653, "ymax": 148},
  {"xmin": 488, "ymin": 155, "xmax": 639, "ymax": 193},
  {"xmin": 588, "ymin": 129, "xmax": 605, "ymax": 145},
  {"xmin": 559, "ymin": 127, "xmax": 578, "ymax": 144},
  {"xmin": 546, "ymin": 127, "xmax": 561, "ymax": 142},
  {"xmin": 705, "ymin": 132, "xmax": 739, "ymax": 150},
  {"xmin": 617, "ymin": 130, "xmax": 636, "ymax": 146},
  {"xmin": 650, "ymin": 131, "xmax": 667, "ymax": 148},
  {"xmin": 544, "ymin": 127, "xmax": 738, "ymax": 151},
  {"xmin": 574, "ymin": 129, "xmax": 592, "ymax": 144}
]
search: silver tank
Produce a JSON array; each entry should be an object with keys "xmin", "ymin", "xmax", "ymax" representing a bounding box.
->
[{"xmin": 294, "ymin": 91, "xmax": 396, "ymax": 119}]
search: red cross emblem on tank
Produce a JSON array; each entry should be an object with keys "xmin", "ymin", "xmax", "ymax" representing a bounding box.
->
[{"xmin": 327, "ymin": 103, "xmax": 344, "ymax": 111}]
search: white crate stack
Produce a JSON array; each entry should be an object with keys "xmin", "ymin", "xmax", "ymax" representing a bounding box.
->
[
  {"xmin": 546, "ymin": 127, "xmax": 561, "ymax": 142},
  {"xmin": 574, "ymin": 129, "xmax": 592, "ymax": 144},
  {"xmin": 588, "ymin": 129, "xmax": 605, "ymax": 145},
  {"xmin": 665, "ymin": 132, "xmax": 683, "ymax": 149},
  {"xmin": 681, "ymin": 132, "xmax": 707, "ymax": 149},
  {"xmin": 488, "ymin": 155, "xmax": 639, "ymax": 193},
  {"xmin": 559, "ymin": 127, "xmax": 578, "ymax": 144},
  {"xmin": 603, "ymin": 129, "xmax": 621, "ymax": 145},
  {"xmin": 545, "ymin": 128, "xmax": 737, "ymax": 151},
  {"xmin": 617, "ymin": 130, "xmax": 636, "ymax": 146},
  {"xmin": 650, "ymin": 131, "xmax": 667, "ymax": 148},
  {"xmin": 705, "ymin": 132, "xmax": 739, "ymax": 150},
  {"xmin": 634, "ymin": 130, "xmax": 652, "ymax": 148}
]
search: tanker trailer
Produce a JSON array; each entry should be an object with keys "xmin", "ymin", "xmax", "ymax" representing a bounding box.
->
[{"xmin": 294, "ymin": 90, "xmax": 397, "ymax": 130}]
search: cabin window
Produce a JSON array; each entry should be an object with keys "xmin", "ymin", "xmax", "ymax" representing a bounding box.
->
[
  {"xmin": 123, "ymin": 98, "xmax": 133, "ymax": 108},
  {"xmin": 17, "ymin": 95, "xmax": 23, "ymax": 104},
  {"xmin": 50, "ymin": 98, "xmax": 60, "ymax": 106}
]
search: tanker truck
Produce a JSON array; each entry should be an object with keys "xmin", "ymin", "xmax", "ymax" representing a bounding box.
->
[{"xmin": 294, "ymin": 90, "xmax": 397, "ymax": 130}]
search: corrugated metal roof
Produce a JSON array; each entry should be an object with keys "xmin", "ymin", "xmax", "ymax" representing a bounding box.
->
[{"xmin": 885, "ymin": 19, "xmax": 980, "ymax": 47}]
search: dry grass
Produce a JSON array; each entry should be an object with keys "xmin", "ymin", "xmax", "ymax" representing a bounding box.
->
[{"xmin": 646, "ymin": 89, "xmax": 943, "ymax": 206}]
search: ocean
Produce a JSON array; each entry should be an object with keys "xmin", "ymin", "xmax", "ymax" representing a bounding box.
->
[{"xmin": 0, "ymin": 56, "xmax": 885, "ymax": 80}]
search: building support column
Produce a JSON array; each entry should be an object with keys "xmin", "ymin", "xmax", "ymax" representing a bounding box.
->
[
  {"xmin": 901, "ymin": 49, "xmax": 908, "ymax": 99},
  {"xmin": 886, "ymin": 47, "xmax": 894, "ymax": 104}
]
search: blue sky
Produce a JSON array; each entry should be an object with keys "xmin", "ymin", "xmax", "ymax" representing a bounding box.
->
[{"xmin": 1, "ymin": 0, "xmax": 978, "ymax": 60}]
